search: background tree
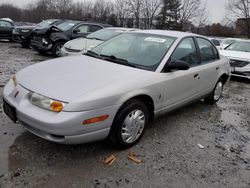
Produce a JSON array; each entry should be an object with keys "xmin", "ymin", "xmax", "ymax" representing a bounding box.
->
[
  {"xmin": 156, "ymin": 0, "xmax": 181, "ymax": 30},
  {"xmin": 179, "ymin": 0, "xmax": 202, "ymax": 31},
  {"xmin": 227, "ymin": 0, "xmax": 250, "ymax": 38},
  {"xmin": 141, "ymin": 0, "xmax": 161, "ymax": 29}
]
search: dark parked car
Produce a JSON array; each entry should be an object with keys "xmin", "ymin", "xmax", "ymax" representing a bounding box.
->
[
  {"xmin": 0, "ymin": 18, "xmax": 15, "ymax": 41},
  {"xmin": 12, "ymin": 19, "xmax": 64, "ymax": 48},
  {"xmin": 31, "ymin": 20, "xmax": 111, "ymax": 56}
]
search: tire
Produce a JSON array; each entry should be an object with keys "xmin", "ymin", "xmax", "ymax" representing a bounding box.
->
[
  {"xmin": 109, "ymin": 99, "xmax": 149, "ymax": 149},
  {"xmin": 52, "ymin": 41, "xmax": 64, "ymax": 57},
  {"xmin": 205, "ymin": 79, "xmax": 224, "ymax": 104}
]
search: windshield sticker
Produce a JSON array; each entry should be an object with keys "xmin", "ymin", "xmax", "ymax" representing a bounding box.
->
[
  {"xmin": 69, "ymin": 23, "xmax": 75, "ymax": 26},
  {"xmin": 145, "ymin": 37, "xmax": 166, "ymax": 43}
]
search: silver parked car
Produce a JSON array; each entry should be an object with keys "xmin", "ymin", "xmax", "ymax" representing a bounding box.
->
[{"xmin": 3, "ymin": 30, "xmax": 230, "ymax": 148}]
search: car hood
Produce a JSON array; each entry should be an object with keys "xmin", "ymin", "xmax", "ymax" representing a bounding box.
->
[
  {"xmin": 16, "ymin": 55, "xmax": 147, "ymax": 102},
  {"xmin": 32, "ymin": 25, "xmax": 62, "ymax": 36},
  {"xmin": 220, "ymin": 50, "xmax": 250, "ymax": 61},
  {"xmin": 15, "ymin": 25, "xmax": 36, "ymax": 30},
  {"xmin": 64, "ymin": 38, "xmax": 103, "ymax": 51}
]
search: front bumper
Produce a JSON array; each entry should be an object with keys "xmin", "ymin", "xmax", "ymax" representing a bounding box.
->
[
  {"xmin": 30, "ymin": 37, "xmax": 52, "ymax": 52},
  {"xmin": 231, "ymin": 67, "xmax": 250, "ymax": 80},
  {"xmin": 3, "ymin": 80, "xmax": 120, "ymax": 144},
  {"xmin": 12, "ymin": 34, "xmax": 22, "ymax": 43}
]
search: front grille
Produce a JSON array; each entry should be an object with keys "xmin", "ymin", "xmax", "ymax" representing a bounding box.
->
[
  {"xmin": 230, "ymin": 59, "xmax": 249, "ymax": 67},
  {"xmin": 65, "ymin": 47, "xmax": 81, "ymax": 53},
  {"xmin": 33, "ymin": 36, "xmax": 43, "ymax": 42}
]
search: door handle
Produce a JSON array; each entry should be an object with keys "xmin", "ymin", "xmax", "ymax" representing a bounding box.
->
[
  {"xmin": 194, "ymin": 73, "xmax": 199, "ymax": 78},
  {"xmin": 216, "ymin": 67, "xmax": 220, "ymax": 70}
]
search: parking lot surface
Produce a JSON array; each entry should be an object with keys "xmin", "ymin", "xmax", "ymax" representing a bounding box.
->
[{"xmin": 0, "ymin": 42, "xmax": 250, "ymax": 188}]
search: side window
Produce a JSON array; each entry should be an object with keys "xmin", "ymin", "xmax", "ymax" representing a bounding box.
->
[
  {"xmin": 170, "ymin": 37, "xmax": 199, "ymax": 67},
  {"xmin": 197, "ymin": 38, "xmax": 219, "ymax": 63},
  {"xmin": 89, "ymin": 25, "xmax": 102, "ymax": 32},
  {"xmin": 75, "ymin": 25, "xmax": 89, "ymax": 33},
  {"xmin": 0, "ymin": 21, "xmax": 12, "ymax": 27}
]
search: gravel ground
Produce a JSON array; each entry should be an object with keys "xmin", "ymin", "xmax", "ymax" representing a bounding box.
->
[{"xmin": 0, "ymin": 42, "xmax": 250, "ymax": 188}]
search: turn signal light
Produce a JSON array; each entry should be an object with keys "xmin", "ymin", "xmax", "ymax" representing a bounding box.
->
[
  {"xmin": 83, "ymin": 115, "xmax": 109, "ymax": 125},
  {"xmin": 50, "ymin": 101, "xmax": 64, "ymax": 112},
  {"xmin": 12, "ymin": 75, "xmax": 17, "ymax": 86}
]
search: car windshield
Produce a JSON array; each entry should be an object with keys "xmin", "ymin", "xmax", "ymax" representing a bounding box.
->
[
  {"xmin": 56, "ymin": 21, "xmax": 78, "ymax": 31},
  {"xmin": 86, "ymin": 29, "xmax": 127, "ymax": 41},
  {"xmin": 37, "ymin": 20, "xmax": 58, "ymax": 27},
  {"xmin": 222, "ymin": 39, "xmax": 236, "ymax": 45},
  {"xmin": 225, "ymin": 41, "xmax": 250, "ymax": 52},
  {"xmin": 89, "ymin": 33, "xmax": 176, "ymax": 71}
]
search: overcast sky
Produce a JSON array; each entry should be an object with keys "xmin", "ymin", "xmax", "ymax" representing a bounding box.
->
[{"xmin": 0, "ymin": 0, "xmax": 227, "ymax": 23}]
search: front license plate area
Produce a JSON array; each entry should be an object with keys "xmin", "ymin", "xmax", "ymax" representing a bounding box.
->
[{"xmin": 3, "ymin": 99, "xmax": 17, "ymax": 123}]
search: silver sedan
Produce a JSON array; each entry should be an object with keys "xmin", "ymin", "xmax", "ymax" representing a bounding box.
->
[{"xmin": 3, "ymin": 30, "xmax": 231, "ymax": 148}]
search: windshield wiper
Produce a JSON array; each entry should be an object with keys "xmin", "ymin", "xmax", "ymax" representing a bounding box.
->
[
  {"xmin": 84, "ymin": 50, "xmax": 100, "ymax": 57},
  {"xmin": 87, "ymin": 37, "xmax": 103, "ymax": 41},
  {"xmin": 100, "ymin": 54, "xmax": 138, "ymax": 68}
]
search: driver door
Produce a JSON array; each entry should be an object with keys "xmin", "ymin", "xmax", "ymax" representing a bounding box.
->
[
  {"xmin": 161, "ymin": 37, "xmax": 202, "ymax": 111},
  {"xmin": 0, "ymin": 20, "xmax": 14, "ymax": 38}
]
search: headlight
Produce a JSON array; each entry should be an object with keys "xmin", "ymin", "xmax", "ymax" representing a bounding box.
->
[
  {"xmin": 29, "ymin": 92, "xmax": 66, "ymax": 112},
  {"xmin": 42, "ymin": 38, "xmax": 48, "ymax": 45},
  {"xmin": 21, "ymin": 29, "xmax": 30, "ymax": 33}
]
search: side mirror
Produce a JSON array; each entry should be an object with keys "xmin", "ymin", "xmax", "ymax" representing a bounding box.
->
[
  {"xmin": 73, "ymin": 29, "xmax": 80, "ymax": 33},
  {"xmin": 164, "ymin": 60, "xmax": 190, "ymax": 72}
]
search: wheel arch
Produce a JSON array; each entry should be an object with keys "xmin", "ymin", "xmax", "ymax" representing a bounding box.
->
[
  {"xmin": 219, "ymin": 73, "xmax": 230, "ymax": 84},
  {"xmin": 116, "ymin": 94, "xmax": 155, "ymax": 121}
]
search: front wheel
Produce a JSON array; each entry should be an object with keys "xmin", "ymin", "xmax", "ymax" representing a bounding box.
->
[
  {"xmin": 205, "ymin": 79, "xmax": 224, "ymax": 104},
  {"xmin": 52, "ymin": 41, "xmax": 64, "ymax": 57},
  {"xmin": 109, "ymin": 99, "xmax": 149, "ymax": 149}
]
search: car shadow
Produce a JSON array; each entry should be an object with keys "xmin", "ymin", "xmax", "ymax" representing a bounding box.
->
[
  {"xmin": 231, "ymin": 76, "xmax": 250, "ymax": 83},
  {"xmin": 6, "ymin": 100, "xmax": 220, "ymax": 173}
]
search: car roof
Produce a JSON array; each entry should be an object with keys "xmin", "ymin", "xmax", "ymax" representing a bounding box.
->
[
  {"xmin": 58, "ymin": 20, "xmax": 111, "ymax": 27},
  {"xmin": 103, "ymin": 27, "xmax": 139, "ymax": 31},
  {"xmin": 0, "ymin": 18, "xmax": 13, "ymax": 22},
  {"xmin": 132, "ymin": 30, "xmax": 201, "ymax": 38}
]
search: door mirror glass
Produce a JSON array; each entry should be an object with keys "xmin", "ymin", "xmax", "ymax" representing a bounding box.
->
[{"xmin": 165, "ymin": 60, "xmax": 190, "ymax": 72}]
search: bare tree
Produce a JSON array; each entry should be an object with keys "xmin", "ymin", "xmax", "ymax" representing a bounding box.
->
[
  {"xmin": 179, "ymin": 0, "xmax": 202, "ymax": 30},
  {"xmin": 141, "ymin": 0, "xmax": 161, "ymax": 29},
  {"xmin": 115, "ymin": 0, "xmax": 130, "ymax": 27},
  {"xmin": 194, "ymin": 1, "xmax": 209, "ymax": 34},
  {"xmin": 0, "ymin": 3, "xmax": 22, "ymax": 21},
  {"xmin": 227, "ymin": 0, "xmax": 250, "ymax": 38},
  {"xmin": 127, "ymin": 0, "xmax": 142, "ymax": 28}
]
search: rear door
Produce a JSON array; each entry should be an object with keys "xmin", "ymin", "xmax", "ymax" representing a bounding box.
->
[
  {"xmin": 0, "ymin": 20, "xmax": 14, "ymax": 38},
  {"xmin": 194, "ymin": 37, "xmax": 221, "ymax": 95}
]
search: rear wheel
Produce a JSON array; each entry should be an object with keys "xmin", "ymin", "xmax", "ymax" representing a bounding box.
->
[
  {"xmin": 205, "ymin": 79, "xmax": 224, "ymax": 104},
  {"xmin": 52, "ymin": 41, "xmax": 64, "ymax": 57},
  {"xmin": 109, "ymin": 99, "xmax": 149, "ymax": 149}
]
